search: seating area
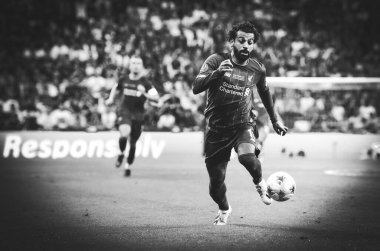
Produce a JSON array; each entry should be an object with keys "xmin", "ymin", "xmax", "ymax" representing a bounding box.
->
[{"xmin": 1, "ymin": 0, "xmax": 379, "ymax": 132}]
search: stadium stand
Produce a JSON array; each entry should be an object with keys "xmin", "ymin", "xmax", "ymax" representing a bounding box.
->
[{"xmin": 0, "ymin": 0, "xmax": 379, "ymax": 133}]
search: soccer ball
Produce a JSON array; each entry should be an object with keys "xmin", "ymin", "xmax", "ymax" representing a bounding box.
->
[{"xmin": 267, "ymin": 172, "xmax": 296, "ymax": 202}]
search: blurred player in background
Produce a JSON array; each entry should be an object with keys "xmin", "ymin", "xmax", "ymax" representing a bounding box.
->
[
  {"xmin": 106, "ymin": 55, "xmax": 159, "ymax": 177},
  {"xmin": 250, "ymin": 97, "xmax": 269, "ymax": 158},
  {"xmin": 250, "ymin": 90, "xmax": 283, "ymax": 161},
  {"xmin": 192, "ymin": 21, "xmax": 288, "ymax": 225}
]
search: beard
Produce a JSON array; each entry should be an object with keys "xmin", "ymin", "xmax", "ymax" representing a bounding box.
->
[{"xmin": 233, "ymin": 46, "xmax": 251, "ymax": 62}]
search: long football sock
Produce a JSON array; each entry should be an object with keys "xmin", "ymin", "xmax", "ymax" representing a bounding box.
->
[
  {"xmin": 238, "ymin": 153, "xmax": 262, "ymax": 184},
  {"xmin": 206, "ymin": 161, "xmax": 229, "ymax": 211},
  {"xmin": 119, "ymin": 137, "xmax": 127, "ymax": 153},
  {"xmin": 127, "ymin": 144, "xmax": 136, "ymax": 165}
]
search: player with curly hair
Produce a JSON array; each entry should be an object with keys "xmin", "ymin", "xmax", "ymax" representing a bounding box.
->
[{"xmin": 193, "ymin": 21, "xmax": 288, "ymax": 225}]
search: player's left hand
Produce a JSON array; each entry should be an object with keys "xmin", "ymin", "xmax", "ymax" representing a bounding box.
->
[{"xmin": 272, "ymin": 121, "xmax": 288, "ymax": 136}]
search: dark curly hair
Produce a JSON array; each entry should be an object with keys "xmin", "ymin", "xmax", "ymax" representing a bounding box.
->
[{"xmin": 227, "ymin": 21, "xmax": 260, "ymax": 43}]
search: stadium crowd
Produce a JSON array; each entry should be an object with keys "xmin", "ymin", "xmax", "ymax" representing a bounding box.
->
[{"xmin": 1, "ymin": 0, "xmax": 379, "ymax": 133}]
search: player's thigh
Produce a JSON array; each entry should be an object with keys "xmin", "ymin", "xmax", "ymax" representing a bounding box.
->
[
  {"xmin": 206, "ymin": 161, "xmax": 228, "ymax": 181},
  {"xmin": 119, "ymin": 123, "xmax": 131, "ymax": 137},
  {"xmin": 117, "ymin": 113, "xmax": 132, "ymax": 137},
  {"xmin": 235, "ymin": 127, "xmax": 257, "ymax": 155},
  {"xmin": 237, "ymin": 143, "xmax": 256, "ymax": 155},
  {"xmin": 204, "ymin": 130, "xmax": 233, "ymax": 164}
]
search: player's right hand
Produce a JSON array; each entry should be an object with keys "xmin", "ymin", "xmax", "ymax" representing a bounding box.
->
[
  {"xmin": 272, "ymin": 121, "xmax": 288, "ymax": 136},
  {"xmin": 105, "ymin": 98, "xmax": 114, "ymax": 106},
  {"xmin": 217, "ymin": 59, "xmax": 233, "ymax": 73}
]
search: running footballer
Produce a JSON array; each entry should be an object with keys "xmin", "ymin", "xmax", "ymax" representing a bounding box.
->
[
  {"xmin": 106, "ymin": 55, "xmax": 159, "ymax": 177},
  {"xmin": 192, "ymin": 21, "xmax": 288, "ymax": 225}
]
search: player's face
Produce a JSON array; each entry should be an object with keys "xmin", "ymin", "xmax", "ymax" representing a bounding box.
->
[
  {"xmin": 232, "ymin": 30, "xmax": 255, "ymax": 62},
  {"xmin": 129, "ymin": 57, "xmax": 143, "ymax": 74}
]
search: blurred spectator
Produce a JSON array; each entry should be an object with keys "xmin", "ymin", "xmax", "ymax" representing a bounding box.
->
[
  {"xmin": 0, "ymin": 0, "xmax": 379, "ymax": 133},
  {"xmin": 299, "ymin": 91, "xmax": 315, "ymax": 115},
  {"xmin": 0, "ymin": 100, "xmax": 22, "ymax": 130},
  {"xmin": 50, "ymin": 105, "xmax": 77, "ymax": 131}
]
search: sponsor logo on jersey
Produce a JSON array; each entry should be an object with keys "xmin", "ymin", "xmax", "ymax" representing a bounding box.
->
[
  {"xmin": 219, "ymin": 82, "xmax": 245, "ymax": 96},
  {"xmin": 225, "ymin": 72, "xmax": 245, "ymax": 81},
  {"xmin": 222, "ymin": 82, "xmax": 244, "ymax": 91},
  {"xmin": 124, "ymin": 89, "xmax": 143, "ymax": 97},
  {"xmin": 232, "ymin": 74, "xmax": 245, "ymax": 81},
  {"xmin": 219, "ymin": 86, "xmax": 244, "ymax": 96}
]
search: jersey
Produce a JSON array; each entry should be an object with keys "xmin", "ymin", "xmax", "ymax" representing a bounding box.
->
[
  {"xmin": 116, "ymin": 74, "xmax": 153, "ymax": 121},
  {"xmin": 194, "ymin": 53, "xmax": 267, "ymax": 131}
]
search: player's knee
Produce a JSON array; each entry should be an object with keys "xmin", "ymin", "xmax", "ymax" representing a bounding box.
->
[
  {"xmin": 206, "ymin": 161, "xmax": 227, "ymax": 193},
  {"xmin": 210, "ymin": 176, "xmax": 224, "ymax": 188},
  {"xmin": 209, "ymin": 178, "xmax": 226, "ymax": 199},
  {"xmin": 209, "ymin": 170, "xmax": 226, "ymax": 192},
  {"xmin": 119, "ymin": 125, "xmax": 131, "ymax": 137},
  {"xmin": 238, "ymin": 153, "xmax": 260, "ymax": 170},
  {"xmin": 120, "ymin": 130, "xmax": 129, "ymax": 137}
]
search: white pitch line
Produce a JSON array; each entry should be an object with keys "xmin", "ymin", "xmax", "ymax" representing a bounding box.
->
[{"xmin": 324, "ymin": 170, "xmax": 364, "ymax": 177}]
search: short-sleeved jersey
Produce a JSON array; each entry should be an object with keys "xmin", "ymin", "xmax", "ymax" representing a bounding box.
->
[
  {"xmin": 116, "ymin": 74, "xmax": 153, "ymax": 121},
  {"xmin": 195, "ymin": 53, "xmax": 267, "ymax": 131}
]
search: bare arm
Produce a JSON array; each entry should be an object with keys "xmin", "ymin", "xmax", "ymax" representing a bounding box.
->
[
  {"xmin": 256, "ymin": 74, "xmax": 288, "ymax": 136},
  {"xmin": 257, "ymin": 83, "xmax": 278, "ymax": 123},
  {"xmin": 105, "ymin": 83, "xmax": 119, "ymax": 105}
]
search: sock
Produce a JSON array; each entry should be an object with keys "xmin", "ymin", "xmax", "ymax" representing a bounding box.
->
[
  {"xmin": 219, "ymin": 198, "xmax": 229, "ymax": 211},
  {"xmin": 238, "ymin": 153, "xmax": 262, "ymax": 184},
  {"xmin": 254, "ymin": 177, "xmax": 263, "ymax": 185},
  {"xmin": 206, "ymin": 161, "xmax": 229, "ymax": 211},
  {"xmin": 127, "ymin": 143, "xmax": 136, "ymax": 164},
  {"xmin": 119, "ymin": 137, "xmax": 127, "ymax": 154}
]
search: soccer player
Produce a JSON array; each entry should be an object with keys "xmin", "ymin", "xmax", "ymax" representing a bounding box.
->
[
  {"xmin": 192, "ymin": 21, "xmax": 288, "ymax": 225},
  {"xmin": 106, "ymin": 55, "xmax": 159, "ymax": 177}
]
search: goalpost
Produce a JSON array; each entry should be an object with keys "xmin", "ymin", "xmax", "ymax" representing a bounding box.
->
[{"xmin": 267, "ymin": 77, "xmax": 380, "ymax": 133}]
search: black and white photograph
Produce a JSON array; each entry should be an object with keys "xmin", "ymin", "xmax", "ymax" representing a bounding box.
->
[{"xmin": 0, "ymin": 0, "xmax": 379, "ymax": 250}]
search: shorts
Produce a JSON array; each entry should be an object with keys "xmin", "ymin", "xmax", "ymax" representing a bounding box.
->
[
  {"xmin": 116, "ymin": 114, "xmax": 143, "ymax": 141},
  {"xmin": 204, "ymin": 124, "xmax": 257, "ymax": 165}
]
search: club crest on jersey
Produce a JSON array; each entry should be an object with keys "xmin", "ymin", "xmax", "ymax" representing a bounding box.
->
[
  {"xmin": 248, "ymin": 75, "xmax": 254, "ymax": 82},
  {"xmin": 200, "ymin": 63, "xmax": 209, "ymax": 73}
]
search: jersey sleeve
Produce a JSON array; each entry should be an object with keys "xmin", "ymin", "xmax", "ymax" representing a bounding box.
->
[
  {"xmin": 192, "ymin": 54, "xmax": 224, "ymax": 94},
  {"xmin": 116, "ymin": 76, "xmax": 125, "ymax": 91},
  {"xmin": 143, "ymin": 78, "xmax": 153, "ymax": 91},
  {"xmin": 142, "ymin": 77, "xmax": 160, "ymax": 101}
]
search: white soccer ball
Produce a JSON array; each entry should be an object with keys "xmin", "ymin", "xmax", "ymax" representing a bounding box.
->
[{"xmin": 267, "ymin": 171, "xmax": 296, "ymax": 202}]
